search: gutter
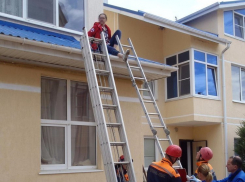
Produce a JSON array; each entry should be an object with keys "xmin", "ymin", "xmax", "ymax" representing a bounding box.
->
[{"xmin": 221, "ymin": 42, "xmax": 231, "ymax": 177}]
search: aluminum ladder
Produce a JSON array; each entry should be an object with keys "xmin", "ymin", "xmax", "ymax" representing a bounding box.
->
[
  {"xmin": 116, "ymin": 36, "xmax": 183, "ymax": 169},
  {"xmin": 80, "ymin": 28, "xmax": 137, "ymax": 182}
]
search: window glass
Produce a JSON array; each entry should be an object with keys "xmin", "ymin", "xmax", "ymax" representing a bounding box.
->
[
  {"xmin": 71, "ymin": 81, "xmax": 94, "ymax": 122},
  {"xmin": 144, "ymin": 138, "xmax": 155, "ymax": 167},
  {"xmin": 143, "ymin": 81, "xmax": 155, "ymax": 98},
  {"xmin": 195, "ymin": 62, "xmax": 206, "ymax": 95},
  {"xmin": 41, "ymin": 126, "xmax": 65, "ymax": 165},
  {"xmin": 207, "ymin": 68, "xmax": 217, "ymax": 96},
  {"xmin": 71, "ymin": 126, "xmax": 96, "ymax": 166},
  {"xmin": 41, "ymin": 77, "xmax": 67, "ymax": 120},
  {"xmin": 179, "ymin": 63, "xmax": 190, "ymax": 96},
  {"xmin": 179, "ymin": 63, "xmax": 190, "ymax": 80},
  {"xmin": 242, "ymin": 69, "xmax": 245, "ymax": 101},
  {"xmin": 178, "ymin": 51, "xmax": 189, "ymax": 63},
  {"xmin": 235, "ymin": 9, "xmax": 245, "ymax": 15},
  {"xmin": 167, "ymin": 71, "xmax": 178, "ymax": 99},
  {"xmin": 59, "ymin": 0, "xmax": 84, "ymax": 31},
  {"xmin": 0, "ymin": 0, "xmax": 22, "ymax": 17},
  {"xmin": 231, "ymin": 66, "xmax": 241, "ymax": 101},
  {"xmin": 28, "ymin": 0, "xmax": 56, "ymax": 24},
  {"xmin": 166, "ymin": 55, "xmax": 177, "ymax": 66},
  {"xmin": 207, "ymin": 54, "xmax": 217, "ymax": 65},
  {"xmin": 179, "ymin": 79, "xmax": 190, "ymax": 96},
  {"xmin": 224, "ymin": 11, "xmax": 234, "ymax": 35},
  {"xmin": 194, "ymin": 50, "xmax": 205, "ymax": 62},
  {"xmin": 234, "ymin": 14, "xmax": 244, "ymax": 38}
]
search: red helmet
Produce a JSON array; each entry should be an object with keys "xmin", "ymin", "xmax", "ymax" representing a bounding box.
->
[
  {"xmin": 120, "ymin": 155, "xmax": 124, "ymax": 161},
  {"xmin": 166, "ymin": 145, "xmax": 182, "ymax": 158},
  {"xmin": 200, "ymin": 147, "xmax": 213, "ymax": 161}
]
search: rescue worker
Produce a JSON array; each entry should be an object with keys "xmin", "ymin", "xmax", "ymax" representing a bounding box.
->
[
  {"xmin": 217, "ymin": 156, "xmax": 245, "ymax": 182},
  {"xmin": 115, "ymin": 155, "xmax": 129, "ymax": 182},
  {"xmin": 194, "ymin": 147, "xmax": 217, "ymax": 181},
  {"xmin": 88, "ymin": 13, "xmax": 130, "ymax": 61},
  {"xmin": 147, "ymin": 145, "xmax": 182, "ymax": 182}
]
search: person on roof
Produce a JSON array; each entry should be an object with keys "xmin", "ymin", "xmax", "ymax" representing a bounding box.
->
[
  {"xmin": 88, "ymin": 13, "xmax": 130, "ymax": 62},
  {"xmin": 147, "ymin": 145, "xmax": 182, "ymax": 182},
  {"xmin": 216, "ymin": 156, "xmax": 245, "ymax": 182},
  {"xmin": 194, "ymin": 147, "xmax": 217, "ymax": 181}
]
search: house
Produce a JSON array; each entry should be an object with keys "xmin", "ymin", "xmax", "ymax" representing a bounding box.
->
[{"xmin": 0, "ymin": 0, "xmax": 242, "ymax": 181}]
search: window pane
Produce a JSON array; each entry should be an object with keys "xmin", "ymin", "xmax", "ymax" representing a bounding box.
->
[
  {"xmin": 41, "ymin": 126, "xmax": 65, "ymax": 164},
  {"xmin": 207, "ymin": 68, "xmax": 217, "ymax": 96},
  {"xmin": 179, "ymin": 63, "xmax": 190, "ymax": 80},
  {"xmin": 207, "ymin": 54, "xmax": 217, "ymax": 65},
  {"xmin": 224, "ymin": 11, "xmax": 234, "ymax": 35},
  {"xmin": 235, "ymin": 14, "xmax": 243, "ymax": 26},
  {"xmin": 232, "ymin": 66, "xmax": 241, "ymax": 101},
  {"xmin": 41, "ymin": 77, "xmax": 67, "ymax": 120},
  {"xmin": 59, "ymin": 0, "xmax": 84, "ymax": 31},
  {"xmin": 194, "ymin": 50, "xmax": 205, "ymax": 62},
  {"xmin": 0, "ymin": 0, "xmax": 22, "ymax": 17},
  {"xmin": 166, "ymin": 55, "xmax": 177, "ymax": 66},
  {"xmin": 71, "ymin": 126, "xmax": 96, "ymax": 166},
  {"xmin": 242, "ymin": 70, "xmax": 245, "ymax": 101},
  {"xmin": 178, "ymin": 51, "xmax": 189, "ymax": 63},
  {"xmin": 71, "ymin": 81, "xmax": 94, "ymax": 122},
  {"xmin": 144, "ymin": 139, "xmax": 155, "ymax": 167},
  {"xmin": 235, "ymin": 14, "xmax": 244, "ymax": 38},
  {"xmin": 143, "ymin": 81, "xmax": 155, "ymax": 98},
  {"xmin": 167, "ymin": 71, "xmax": 178, "ymax": 99},
  {"xmin": 195, "ymin": 62, "xmax": 206, "ymax": 95},
  {"xmin": 179, "ymin": 79, "xmax": 190, "ymax": 96},
  {"xmin": 235, "ymin": 9, "xmax": 245, "ymax": 15},
  {"xmin": 28, "ymin": 0, "xmax": 55, "ymax": 24}
]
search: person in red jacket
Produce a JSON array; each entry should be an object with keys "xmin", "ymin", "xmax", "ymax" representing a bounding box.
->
[{"xmin": 88, "ymin": 13, "xmax": 130, "ymax": 61}]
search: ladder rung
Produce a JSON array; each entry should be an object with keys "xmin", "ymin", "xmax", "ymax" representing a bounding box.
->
[
  {"xmin": 103, "ymin": 104, "xmax": 117, "ymax": 110},
  {"xmin": 92, "ymin": 52, "xmax": 107, "ymax": 57},
  {"xmin": 148, "ymin": 113, "xmax": 159, "ymax": 115},
  {"xmin": 153, "ymin": 126, "xmax": 165, "ymax": 128},
  {"xmin": 173, "ymin": 166, "xmax": 182, "ymax": 169},
  {"xmin": 95, "ymin": 69, "xmax": 110, "ymax": 75},
  {"xmin": 158, "ymin": 139, "xmax": 170, "ymax": 141},
  {"xmin": 122, "ymin": 44, "xmax": 132, "ymax": 48},
  {"xmin": 130, "ymin": 66, "xmax": 141, "ymax": 69},
  {"xmin": 138, "ymin": 88, "xmax": 149, "ymax": 92},
  {"xmin": 114, "ymin": 161, "xmax": 130, "ymax": 165},
  {"xmin": 143, "ymin": 100, "xmax": 154, "ymax": 103},
  {"xmin": 134, "ymin": 77, "xmax": 145, "ymax": 80},
  {"xmin": 110, "ymin": 142, "xmax": 126, "ymax": 146},
  {"xmin": 107, "ymin": 123, "xmax": 121, "ymax": 127},
  {"xmin": 128, "ymin": 55, "xmax": 136, "ymax": 59},
  {"xmin": 99, "ymin": 86, "xmax": 114, "ymax": 92}
]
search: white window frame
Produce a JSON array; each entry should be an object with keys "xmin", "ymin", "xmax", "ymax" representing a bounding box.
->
[
  {"xmin": 165, "ymin": 49, "xmax": 192, "ymax": 101},
  {"xmin": 192, "ymin": 49, "xmax": 220, "ymax": 99},
  {"xmin": 231, "ymin": 64, "xmax": 245, "ymax": 103},
  {"xmin": 142, "ymin": 80, "xmax": 158, "ymax": 100},
  {"xmin": 144, "ymin": 137, "xmax": 160, "ymax": 170},
  {"xmin": 41, "ymin": 77, "xmax": 97, "ymax": 172},
  {"xmin": 0, "ymin": 0, "xmax": 87, "ymax": 35}
]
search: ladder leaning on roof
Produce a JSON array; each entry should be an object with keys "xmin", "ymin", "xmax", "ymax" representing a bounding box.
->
[
  {"xmin": 116, "ymin": 36, "xmax": 183, "ymax": 169},
  {"xmin": 80, "ymin": 28, "xmax": 136, "ymax": 182}
]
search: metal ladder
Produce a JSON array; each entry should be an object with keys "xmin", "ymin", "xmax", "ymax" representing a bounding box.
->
[
  {"xmin": 80, "ymin": 28, "xmax": 136, "ymax": 182},
  {"xmin": 116, "ymin": 36, "xmax": 183, "ymax": 169}
]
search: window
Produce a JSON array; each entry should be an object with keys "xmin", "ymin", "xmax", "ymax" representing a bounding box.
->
[
  {"xmin": 232, "ymin": 65, "xmax": 245, "ymax": 102},
  {"xmin": 0, "ymin": 0, "xmax": 85, "ymax": 32},
  {"xmin": 234, "ymin": 138, "xmax": 239, "ymax": 156},
  {"xmin": 166, "ymin": 51, "xmax": 190, "ymax": 99},
  {"xmin": 194, "ymin": 50, "xmax": 218, "ymax": 97},
  {"xmin": 41, "ymin": 77, "xmax": 96, "ymax": 171},
  {"xmin": 224, "ymin": 9, "xmax": 245, "ymax": 39},
  {"xmin": 144, "ymin": 138, "xmax": 155, "ymax": 167},
  {"xmin": 143, "ymin": 81, "xmax": 157, "ymax": 99}
]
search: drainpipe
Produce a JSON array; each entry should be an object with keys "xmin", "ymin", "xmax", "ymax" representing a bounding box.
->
[{"xmin": 221, "ymin": 42, "xmax": 230, "ymax": 177}]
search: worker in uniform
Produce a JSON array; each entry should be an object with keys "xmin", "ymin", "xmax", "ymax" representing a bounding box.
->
[
  {"xmin": 194, "ymin": 147, "xmax": 217, "ymax": 181},
  {"xmin": 115, "ymin": 155, "xmax": 129, "ymax": 182},
  {"xmin": 147, "ymin": 145, "xmax": 182, "ymax": 182}
]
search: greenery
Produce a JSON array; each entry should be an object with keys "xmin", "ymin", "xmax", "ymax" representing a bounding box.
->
[{"xmin": 234, "ymin": 121, "xmax": 245, "ymax": 171}]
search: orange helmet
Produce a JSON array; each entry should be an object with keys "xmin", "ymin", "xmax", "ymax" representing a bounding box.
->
[
  {"xmin": 166, "ymin": 145, "xmax": 182, "ymax": 158},
  {"xmin": 200, "ymin": 147, "xmax": 213, "ymax": 161}
]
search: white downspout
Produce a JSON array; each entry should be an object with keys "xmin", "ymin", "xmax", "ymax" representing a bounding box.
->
[{"xmin": 221, "ymin": 42, "xmax": 230, "ymax": 177}]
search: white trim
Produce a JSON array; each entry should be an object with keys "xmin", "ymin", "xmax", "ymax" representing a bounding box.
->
[
  {"xmin": 227, "ymin": 123, "xmax": 242, "ymax": 126},
  {"xmin": 39, "ymin": 169, "xmax": 102, "ymax": 174},
  {"xmin": 0, "ymin": 83, "xmax": 40, "ymax": 93}
]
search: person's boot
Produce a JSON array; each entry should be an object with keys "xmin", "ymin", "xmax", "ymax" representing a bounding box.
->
[{"xmin": 123, "ymin": 49, "xmax": 130, "ymax": 62}]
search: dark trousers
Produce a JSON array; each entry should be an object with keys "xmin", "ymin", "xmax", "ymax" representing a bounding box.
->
[{"xmin": 107, "ymin": 30, "xmax": 121, "ymax": 56}]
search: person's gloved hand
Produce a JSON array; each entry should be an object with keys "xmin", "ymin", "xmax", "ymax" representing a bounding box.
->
[{"xmin": 189, "ymin": 175, "xmax": 202, "ymax": 182}]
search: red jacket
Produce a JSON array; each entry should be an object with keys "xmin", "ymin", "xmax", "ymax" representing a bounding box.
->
[{"xmin": 88, "ymin": 22, "xmax": 112, "ymax": 50}]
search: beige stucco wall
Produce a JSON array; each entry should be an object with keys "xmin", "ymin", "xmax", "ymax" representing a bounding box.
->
[{"xmin": 87, "ymin": 0, "xmax": 104, "ymax": 28}]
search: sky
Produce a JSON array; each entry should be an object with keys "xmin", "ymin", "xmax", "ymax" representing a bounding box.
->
[{"xmin": 107, "ymin": 0, "xmax": 238, "ymax": 21}]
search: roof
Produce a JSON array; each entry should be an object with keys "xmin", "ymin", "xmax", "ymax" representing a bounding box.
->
[
  {"xmin": 177, "ymin": 1, "xmax": 245, "ymax": 24},
  {"xmin": 104, "ymin": 3, "xmax": 230, "ymax": 45}
]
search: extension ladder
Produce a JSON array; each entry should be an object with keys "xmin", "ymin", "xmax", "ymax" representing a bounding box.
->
[
  {"xmin": 116, "ymin": 36, "xmax": 183, "ymax": 169},
  {"xmin": 80, "ymin": 28, "xmax": 136, "ymax": 182}
]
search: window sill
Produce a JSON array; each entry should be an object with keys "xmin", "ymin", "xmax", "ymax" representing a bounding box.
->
[
  {"xmin": 165, "ymin": 95, "xmax": 192, "ymax": 102},
  {"xmin": 194, "ymin": 94, "xmax": 220, "ymax": 101},
  {"xmin": 39, "ymin": 169, "xmax": 103, "ymax": 175},
  {"xmin": 224, "ymin": 33, "xmax": 245, "ymax": 42},
  {"xmin": 232, "ymin": 100, "xmax": 245, "ymax": 104}
]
